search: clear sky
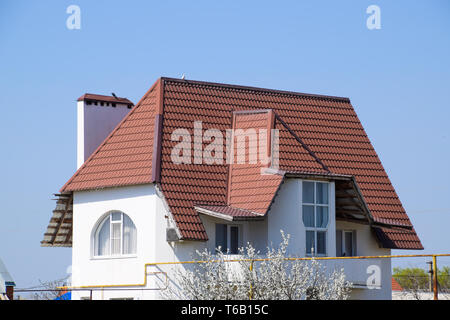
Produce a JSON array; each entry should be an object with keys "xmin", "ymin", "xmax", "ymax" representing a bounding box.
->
[{"xmin": 1, "ymin": 0, "xmax": 449, "ymax": 289}]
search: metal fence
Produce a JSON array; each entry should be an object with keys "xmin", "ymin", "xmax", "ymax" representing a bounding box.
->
[{"xmin": 12, "ymin": 253, "xmax": 450, "ymax": 300}]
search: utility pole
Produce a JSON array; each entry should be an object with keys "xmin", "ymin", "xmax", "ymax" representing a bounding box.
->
[
  {"xmin": 427, "ymin": 261, "xmax": 433, "ymax": 293},
  {"xmin": 433, "ymin": 256, "xmax": 438, "ymax": 300}
]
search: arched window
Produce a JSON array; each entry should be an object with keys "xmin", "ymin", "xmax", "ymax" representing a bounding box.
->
[{"xmin": 94, "ymin": 211, "xmax": 137, "ymax": 256}]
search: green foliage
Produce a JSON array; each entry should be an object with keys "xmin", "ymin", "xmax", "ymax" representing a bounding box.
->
[
  {"xmin": 438, "ymin": 266, "xmax": 450, "ymax": 289},
  {"xmin": 393, "ymin": 267, "xmax": 429, "ymax": 290},
  {"xmin": 393, "ymin": 266, "xmax": 450, "ymax": 291}
]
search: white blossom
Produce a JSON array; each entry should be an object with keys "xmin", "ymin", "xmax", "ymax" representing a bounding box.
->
[{"xmin": 163, "ymin": 231, "xmax": 352, "ymax": 300}]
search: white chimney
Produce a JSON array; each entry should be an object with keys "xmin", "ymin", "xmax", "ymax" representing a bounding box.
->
[{"xmin": 77, "ymin": 94, "xmax": 133, "ymax": 169}]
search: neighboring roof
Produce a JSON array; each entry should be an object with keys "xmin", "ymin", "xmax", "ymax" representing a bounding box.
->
[
  {"xmin": 50, "ymin": 77, "xmax": 422, "ymax": 249},
  {"xmin": 41, "ymin": 193, "xmax": 73, "ymax": 247},
  {"xmin": 55, "ymin": 291, "xmax": 71, "ymax": 300},
  {"xmin": 77, "ymin": 93, "xmax": 134, "ymax": 106},
  {"xmin": 392, "ymin": 277, "xmax": 403, "ymax": 291}
]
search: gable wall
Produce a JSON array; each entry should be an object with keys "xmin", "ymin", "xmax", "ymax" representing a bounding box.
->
[{"xmin": 71, "ymin": 184, "xmax": 159, "ymax": 300}]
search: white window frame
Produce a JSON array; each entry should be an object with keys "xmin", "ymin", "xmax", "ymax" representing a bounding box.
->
[
  {"xmin": 92, "ymin": 211, "xmax": 137, "ymax": 259},
  {"xmin": 302, "ymin": 181, "xmax": 330, "ymax": 257},
  {"xmin": 215, "ymin": 223, "xmax": 241, "ymax": 255},
  {"xmin": 110, "ymin": 212, "xmax": 123, "ymax": 256}
]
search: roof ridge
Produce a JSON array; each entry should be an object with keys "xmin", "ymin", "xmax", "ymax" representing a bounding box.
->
[{"xmin": 161, "ymin": 77, "xmax": 351, "ymax": 102}]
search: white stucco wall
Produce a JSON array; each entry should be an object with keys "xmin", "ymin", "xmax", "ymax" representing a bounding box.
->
[
  {"xmin": 70, "ymin": 178, "xmax": 392, "ymax": 300},
  {"xmin": 71, "ymin": 183, "xmax": 208, "ymax": 300},
  {"xmin": 335, "ymin": 220, "xmax": 392, "ymax": 300},
  {"xmin": 71, "ymin": 184, "xmax": 158, "ymax": 300},
  {"xmin": 267, "ymin": 179, "xmax": 336, "ymax": 257}
]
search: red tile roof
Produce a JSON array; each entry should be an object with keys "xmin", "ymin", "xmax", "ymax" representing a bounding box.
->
[
  {"xmin": 227, "ymin": 110, "xmax": 285, "ymax": 215},
  {"xmin": 62, "ymin": 80, "xmax": 162, "ymax": 192},
  {"xmin": 392, "ymin": 277, "xmax": 403, "ymax": 291},
  {"xmin": 195, "ymin": 205, "xmax": 265, "ymax": 221},
  {"xmin": 60, "ymin": 77, "xmax": 422, "ymax": 249}
]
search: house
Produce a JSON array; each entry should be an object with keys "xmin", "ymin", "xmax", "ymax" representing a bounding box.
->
[
  {"xmin": 391, "ymin": 277, "xmax": 403, "ymax": 292},
  {"xmin": 41, "ymin": 77, "xmax": 422, "ymax": 300},
  {"xmin": 0, "ymin": 257, "xmax": 16, "ymax": 300}
]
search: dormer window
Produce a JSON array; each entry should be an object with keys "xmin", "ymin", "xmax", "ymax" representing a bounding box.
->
[{"xmin": 302, "ymin": 181, "xmax": 329, "ymax": 256}]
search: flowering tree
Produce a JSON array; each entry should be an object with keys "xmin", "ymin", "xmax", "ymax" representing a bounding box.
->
[{"xmin": 162, "ymin": 231, "xmax": 352, "ymax": 300}]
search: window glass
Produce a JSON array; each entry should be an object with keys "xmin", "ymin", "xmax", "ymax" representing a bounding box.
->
[
  {"xmin": 97, "ymin": 217, "xmax": 110, "ymax": 256},
  {"xmin": 302, "ymin": 181, "xmax": 330, "ymax": 256},
  {"xmin": 111, "ymin": 223, "xmax": 121, "ymax": 255},
  {"xmin": 316, "ymin": 183, "xmax": 328, "ymax": 204},
  {"xmin": 316, "ymin": 206, "xmax": 328, "ymax": 228},
  {"xmin": 215, "ymin": 224, "xmax": 227, "ymax": 253},
  {"xmin": 111, "ymin": 211, "xmax": 121, "ymax": 221},
  {"xmin": 336, "ymin": 230, "xmax": 343, "ymax": 257},
  {"xmin": 306, "ymin": 231, "xmax": 315, "ymax": 254},
  {"xmin": 230, "ymin": 226, "xmax": 239, "ymax": 254},
  {"xmin": 302, "ymin": 205, "xmax": 315, "ymax": 227},
  {"xmin": 317, "ymin": 232, "xmax": 326, "ymax": 255},
  {"xmin": 94, "ymin": 212, "xmax": 136, "ymax": 257},
  {"xmin": 302, "ymin": 181, "xmax": 314, "ymax": 203},
  {"xmin": 123, "ymin": 214, "xmax": 137, "ymax": 254},
  {"xmin": 344, "ymin": 232, "xmax": 353, "ymax": 257}
]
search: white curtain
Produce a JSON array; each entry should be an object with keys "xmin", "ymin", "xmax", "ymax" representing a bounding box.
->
[
  {"xmin": 97, "ymin": 217, "xmax": 110, "ymax": 256},
  {"xmin": 123, "ymin": 214, "xmax": 137, "ymax": 254},
  {"xmin": 302, "ymin": 205, "xmax": 315, "ymax": 227},
  {"xmin": 111, "ymin": 222, "xmax": 121, "ymax": 255}
]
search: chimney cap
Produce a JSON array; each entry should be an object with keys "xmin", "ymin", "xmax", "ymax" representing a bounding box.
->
[{"xmin": 77, "ymin": 93, "xmax": 134, "ymax": 106}]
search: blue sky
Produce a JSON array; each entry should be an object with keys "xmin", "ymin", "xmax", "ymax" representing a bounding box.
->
[{"xmin": 1, "ymin": 0, "xmax": 449, "ymax": 289}]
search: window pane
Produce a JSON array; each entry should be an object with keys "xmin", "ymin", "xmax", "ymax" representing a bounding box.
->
[
  {"xmin": 215, "ymin": 224, "xmax": 227, "ymax": 253},
  {"xmin": 336, "ymin": 230, "xmax": 343, "ymax": 257},
  {"xmin": 111, "ymin": 212, "xmax": 121, "ymax": 221},
  {"xmin": 111, "ymin": 223, "xmax": 121, "ymax": 255},
  {"xmin": 123, "ymin": 214, "xmax": 137, "ymax": 255},
  {"xmin": 112, "ymin": 222, "xmax": 121, "ymax": 238},
  {"xmin": 317, "ymin": 231, "xmax": 326, "ymax": 255},
  {"xmin": 306, "ymin": 231, "xmax": 315, "ymax": 254},
  {"xmin": 316, "ymin": 183, "xmax": 328, "ymax": 204},
  {"xmin": 344, "ymin": 232, "xmax": 353, "ymax": 257},
  {"xmin": 302, "ymin": 205, "xmax": 315, "ymax": 227},
  {"xmin": 302, "ymin": 181, "xmax": 314, "ymax": 203},
  {"xmin": 111, "ymin": 239, "xmax": 121, "ymax": 255},
  {"xmin": 316, "ymin": 206, "xmax": 328, "ymax": 228},
  {"xmin": 97, "ymin": 217, "xmax": 110, "ymax": 256},
  {"xmin": 230, "ymin": 226, "xmax": 239, "ymax": 254}
]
